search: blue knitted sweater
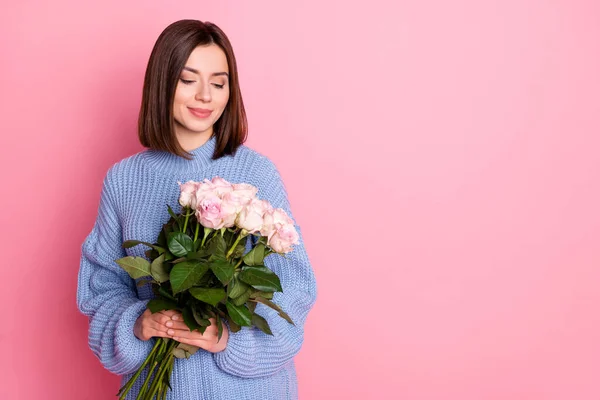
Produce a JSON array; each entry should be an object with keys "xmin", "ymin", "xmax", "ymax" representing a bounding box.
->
[{"xmin": 76, "ymin": 135, "xmax": 317, "ymax": 399}]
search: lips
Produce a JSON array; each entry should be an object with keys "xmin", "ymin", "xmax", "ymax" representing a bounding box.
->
[{"xmin": 188, "ymin": 107, "xmax": 212, "ymax": 118}]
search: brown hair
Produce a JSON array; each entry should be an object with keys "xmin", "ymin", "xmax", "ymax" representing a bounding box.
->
[{"xmin": 138, "ymin": 19, "xmax": 247, "ymax": 160}]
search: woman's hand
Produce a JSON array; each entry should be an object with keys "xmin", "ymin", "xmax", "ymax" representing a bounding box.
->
[
  {"xmin": 167, "ymin": 314, "xmax": 229, "ymax": 353},
  {"xmin": 134, "ymin": 309, "xmax": 181, "ymax": 341},
  {"xmin": 134, "ymin": 309, "xmax": 229, "ymax": 353}
]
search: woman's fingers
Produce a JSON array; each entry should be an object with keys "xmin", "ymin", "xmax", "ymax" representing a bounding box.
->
[
  {"xmin": 165, "ymin": 320, "xmax": 190, "ymax": 330},
  {"xmin": 159, "ymin": 310, "xmax": 182, "ymax": 319},
  {"xmin": 172, "ymin": 336, "xmax": 206, "ymax": 348},
  {"xmin": 144, "ymin": 308, "xmax": 219, "ymax": 341},
  {"xmin": 150, "ymin": 318, "xmax": 171, "ymax": 334},
  {"xmin": 168, "ymin": 328, "xmax": 207, "ymax": 340}
]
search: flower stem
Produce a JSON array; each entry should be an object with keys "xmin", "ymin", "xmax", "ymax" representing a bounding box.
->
[
  {"xmin": 234, "ymin": 258, "xmax": 243, "ymax": 269},
  {"xmin": 193, "ymin": 222, "xmax": 200, "ymax": 242},
  {"xmin": 226, "ymin": 231, "xmax": 247, "ymax": 260},
  {"xmin": 201, "ymin": 227, "xmax": 212, "ymax": 248},
  {"xmin": 117, "ymin": 338, "xmax": 161, "ymax": 399},
  {"xmin": 158, "ymin": 360, "xmax": 172, "ymax": 400},
  {"xmin": 146, "ymin": 339, "xmax": 178, "ymax": 399},
  {"xmin": 135, "ymin": 339, "xmax": 165, "ymax": 399},
  {"xmin": 182, "ymin": 209, "xmax": 190, "ymax": 233}
]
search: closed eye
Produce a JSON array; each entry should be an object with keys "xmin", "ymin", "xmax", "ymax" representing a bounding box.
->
[{"xmin": 179, "ymin": 79, "xmax": 224, "ymax": 89}]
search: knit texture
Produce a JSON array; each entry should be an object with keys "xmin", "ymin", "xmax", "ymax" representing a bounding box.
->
[{"xmin": 76, "ymin": 135, "xmax": 317, "ymax": 399}]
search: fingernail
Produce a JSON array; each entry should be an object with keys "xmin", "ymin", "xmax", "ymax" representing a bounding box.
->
[
  {"xmin": 172, "ymin": 315, "xmax": 179, "ymax": 321},
  {"xmin": 168, "ymin": 329, "xmax": 175, "ymax": 335},
  {"xmin": 166, "ymin": 321, "xmax": 173, "ymax": 327}
]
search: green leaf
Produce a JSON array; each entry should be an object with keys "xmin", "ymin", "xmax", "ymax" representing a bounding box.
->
[
  {"xmin": 144, "ymin": 249, "xmax": 154, "ymax": 260},
  {"xmin": 187, "ymin": 249, "xmax": 209, "ymax": 260},
  {"xmin": 189, "ymin": 288, "xmax": 227, "ymax": 307},
  {"xmin": 177, "ymin": 343, "xmax": 199, "ymax": 355},
  {"xmin": 216, "ymin": 314, "xmax": 224, "ymax": 342},
  {"xmin": 232, "ymin": 236, "xmax": 248, "ymax": 259},
  {"xmin": 226, "ymin": 301, "xmax": 252, "ymax": 327},
  {"xmin": 157, "ymin": 228, "xmax": 167, "ymax": 247},
  {"xmin": 243, "ymin": 243, "xmax": 265, "ymax": 266},
  {"xmin": 136, "ymin": 278, "xmax": 154, "ymax": 287},
  {"xmin": 228, "ymin": 276, "xmax": 251, "ymax": 299},
  {"xmin": 168, "ymin": 232, "xmax": 194, "ymax": 257},
  {"xmin": 163, "ymin": 222, "xmax": 174, "ymax": 238},
  {"xmin": 252, "ymin": 313, "xmax": 273, "ymax": 335},
  {"xmin": 167, "ymin": 204, "xmax": 180, "ymax": 227},
  {"xmin": 253, "ymin": 297, "xmax": 295, "ymax": 325},
  {"xmin": 238, "ymin": 266, "xmax": 282, "ymax": 292},
  {"xmin": 167, "ymin": 204, "xmax": 178, "ymax": 219},
  {"xmin": 115, "ymin": 256, "xmax": 151, "ymax": 279},
  {"xmin": 172, "ymin": 348, "xmax": 187, "ymax": 359},
  {"xmin": 170, "ymin": 261, "xmax": 209, "ymax": 294},
  {"xmin": 182, "ymin": 306, "xmax": 201, "ymax": 332},
  {"xmin": 218, "ymin": 310, "xmax": 241, "ymax": 333},
  {"xmin": 192, "ymin": 307, "xmax": 211, "ymax": 327},
  {"xmin": 208, "ymin": 234, "xmax": 227, "ymax": 260},
  {"xmin": 122, "ymin": 240, "xmax": 165, "ymax": 254},
  {"xmin": 252, "ymin": 290, "xmax": 274, "ymax": 300},
  {"xmin": 158, "ymin": 286, "xmax": 177, "ymax": 302},
  {"xmin": 196, "ymin": 271, "xmax": 213, "ymax": 287},
  {"xmin": 206, "ymin": 308, "xmax": 217, "ymax": 319},
  {"xmin": 210, "ymin": 260, "xmax": 235, "ymax": 285},
  {"xmin": 172, "ymin": 342, "xmax": 200, "ymax": 359},
  {"xmin": 150, "ymin": 254, "xmax": 169, "ymax": 283},
  {"xmin": 233, "ymin": 287, "xmax": 253, "ymax": 306},
  {"xmin": 147, "ymin": 298, "xmax": 178, "ymax": 313}
]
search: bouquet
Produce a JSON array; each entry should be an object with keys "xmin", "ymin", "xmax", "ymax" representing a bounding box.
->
[{"xmin": 114, "ymin": 176, "xmax": 299, "ymax": 399}]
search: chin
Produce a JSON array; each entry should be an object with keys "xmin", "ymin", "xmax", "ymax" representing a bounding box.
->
[{"xmin": 182, "ymin": 121, "xmax": 214, "ymax": 134}]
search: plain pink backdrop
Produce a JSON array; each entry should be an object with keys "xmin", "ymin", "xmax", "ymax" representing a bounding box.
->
[{"xmin": 1, "ymin": 1, "xmax": 599, "ymax": 399}]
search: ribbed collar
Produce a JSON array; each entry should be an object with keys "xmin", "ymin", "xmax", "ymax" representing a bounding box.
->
[{"xmin": 141, "ymin": 135, "xmax": 217, "ymax": 175}]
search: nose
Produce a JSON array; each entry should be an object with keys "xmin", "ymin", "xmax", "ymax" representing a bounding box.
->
[{"xmin": 195, "ymin": 81, "xmax": 212, "ymax": 102}]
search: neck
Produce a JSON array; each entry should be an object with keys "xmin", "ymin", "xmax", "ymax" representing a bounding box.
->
[{"xmin": 175, "ymin": 125, "xmax": 214, "ymax": 152}]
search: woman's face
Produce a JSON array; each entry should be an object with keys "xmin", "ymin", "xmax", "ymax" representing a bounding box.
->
[{"xmin": 173, "ymin": 44, "xmax": 230, "ymax": 144}]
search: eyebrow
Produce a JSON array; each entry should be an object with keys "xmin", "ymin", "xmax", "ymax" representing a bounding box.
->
[{"xmin": 183, "ymin": 66, "xmax": 229, "ymax": 77}]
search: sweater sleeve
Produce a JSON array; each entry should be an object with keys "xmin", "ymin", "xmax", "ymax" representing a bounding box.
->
[
  {"xmin": 76, "ymin": 167, "xmax": 154, "ymax": 376},
  {"xmin": 212, "ymin": 158, "xmax": 318, "ymax": 378}
]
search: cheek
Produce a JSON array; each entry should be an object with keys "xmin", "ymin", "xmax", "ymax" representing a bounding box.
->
[
  {"xmin": 215, "ymin": 90, "xmax": 230, "ymax": 109},
  {"xmin": 172, "ymin": 90, "xmax": 188, "ymax": 118},
  {"xmin": 212, "ymin": 92, "xmax": 230, "ymax": 118},
  {"xmin": 174, "ymin": 86, "xmax": 196, "ymax": 106}
]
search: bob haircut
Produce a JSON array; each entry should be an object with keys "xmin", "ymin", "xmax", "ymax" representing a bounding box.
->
[{"xmin": 138, "ymin": 19, "xmax": 247, "ymax": 160}]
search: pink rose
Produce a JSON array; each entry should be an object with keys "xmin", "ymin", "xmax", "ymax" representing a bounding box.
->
[
  {"xmin": 195, "ymin": 179, "xmax": 216, "ymax": 204},
  {"xmin": 178, "ymin": 180, "xmax": 198, "ymax": 209},
  {"xmin": 232, "ymin": 183, "xmax": 258, "ymax": 201},
  {"xmin": 260, "ymin": 207, "xmax": 292, "ymax": 238},
  {"xmin": 211, "ymin": 176, "xmax": 234, "ymax": 196},
  {"xmin": 236, "ymin": 198, "xmax": 270, "ymax": 234},
  {"xmin": 221, "ymin": 190, "xmax": 252, "ymax": 212},
  {"xmin": 268, "ymin": 223, "xmax": 299, "ymax": 254},
  {"xmin": 219, "ymin": 195, "xmax": 240, "ymax": 228},
  {"xmin": 195, "ymin": 194, "xmax": 225, "ymax": 229}
]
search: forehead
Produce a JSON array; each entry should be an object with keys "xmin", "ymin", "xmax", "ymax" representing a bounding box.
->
[{"xmin": 184, "ymin": 44, "xmax": 229, "ymax": 73}]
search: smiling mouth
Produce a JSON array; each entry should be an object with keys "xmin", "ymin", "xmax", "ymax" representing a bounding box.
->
[{"xmin": 188, "ymin": 107, "xmax": 212, "ymax": 118}]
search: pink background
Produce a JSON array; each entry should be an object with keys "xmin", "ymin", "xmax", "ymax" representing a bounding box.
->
[{"xmin": 1, "ymin": 1, "xmax": 599, "ymax": 399}]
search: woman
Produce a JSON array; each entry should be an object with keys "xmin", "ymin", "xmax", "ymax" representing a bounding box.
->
[{"xmin": 76, "ymin": 19, "xmax": 317, "ymax": 399}]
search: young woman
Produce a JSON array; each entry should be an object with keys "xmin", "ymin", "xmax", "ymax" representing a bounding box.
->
[{"xmin": 76, "ymin": 19, "xmax": 317, "ymax": 399}]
